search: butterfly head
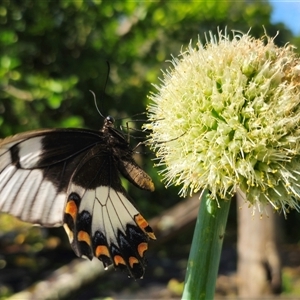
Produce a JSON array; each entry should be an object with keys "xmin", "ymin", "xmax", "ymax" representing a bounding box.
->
[{"xmin": 102, "ymin": 115, "xmax": 115, "ymax": 132}]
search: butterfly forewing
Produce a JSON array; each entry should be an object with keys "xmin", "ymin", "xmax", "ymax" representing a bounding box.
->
[
  {"xmin": 0, "ymin": 129, "xmax": 100, "ymax": 226},
  {"xmin": 0, "ymin": 123, "xmax": 155, "ymax": 279}
]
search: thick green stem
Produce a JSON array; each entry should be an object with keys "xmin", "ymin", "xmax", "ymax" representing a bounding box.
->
[{"xmin": 182, "ymin": 190, "xmax": 231, "ymax": 300}]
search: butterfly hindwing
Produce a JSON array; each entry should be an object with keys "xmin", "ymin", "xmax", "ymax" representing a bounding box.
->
[
  {"xmin": 62, "ymin": 140, "xmax": 155, "ymax": 278},
  {"xmin": 0, "ymin": 122, "xmax": 155, "ymax": 279},
  {"xmin": 63, "ymin": 185, "xmax": 153, "ymax": 278}
]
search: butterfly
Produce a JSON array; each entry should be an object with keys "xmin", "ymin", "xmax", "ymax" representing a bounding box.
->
[{"xmin": 0, "ymin": 115, "xmax": 156, "ymax": 279}]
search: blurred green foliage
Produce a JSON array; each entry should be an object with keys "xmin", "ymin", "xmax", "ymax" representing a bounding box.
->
[
  {"xmin": 0, "ymin": 0, "xmax": 295, "ymax": 210},
  {"xmin": 0, "ymin": 0, "xmax": 298, "ymax": 297},
  {"xmin": 0, "ymin": 0, "xmax": 292, "ymax": 133}
]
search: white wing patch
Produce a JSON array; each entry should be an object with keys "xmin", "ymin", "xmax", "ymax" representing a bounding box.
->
[
  {"xmin": 30, "ymin": 180, "xmax": 65, "ymax": 225},
  {"xmin": 1, "ymin": 168, "xmax": 31, "ymax": 212},
  {"xmin": 95, "ymin": 186, "xmax": 138, "ymax": 244},
  {"xmin": 0, "ymin": 151, "xmax": 11, "ymax": 171},
  {"xmin": 13, "ymin": 169, "xmax": 43, "ymax": 216},
  {"xmin": 18, "ymin": 137, "xmax": 44, "ymax": 168},
  {"xmin": 0, "ymin": 165, "xmax": 16, "ymax": 191},
  {"xmin": 101, "ymin": 188, "xmax": 136, "ymax": 229},
  {"xmin": 0, "ymin": 166, "xmax": 65, "ymax": 227},
  {"xmin": 0, "ymin": 134, "xmax": 67, "ymax": 227},
  {"xmin": 69, "ymin": 184, "xmax": 138, "ymax": 245}
]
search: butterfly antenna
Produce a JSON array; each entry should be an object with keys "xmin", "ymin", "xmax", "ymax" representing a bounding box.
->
[{"xmin": 89, "ymin": 90, "xmax": 105, "ymax": 118}]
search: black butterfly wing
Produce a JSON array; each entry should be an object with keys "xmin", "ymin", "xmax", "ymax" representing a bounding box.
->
[
  {"xmin": 0, "ymin": 128, "xmax": 155, "ymax": 278},
  {"xmin": 63, "ymin": 143, "xmax": 155, "ymax": 278},
  {"xmin": 0, "ymin": 129, "xmax": 101, "ymax": 226}
]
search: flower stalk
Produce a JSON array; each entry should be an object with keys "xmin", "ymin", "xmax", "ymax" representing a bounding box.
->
[{"xmin": 182, "ymin": 190, "xmax": 231, "ymax": 299}]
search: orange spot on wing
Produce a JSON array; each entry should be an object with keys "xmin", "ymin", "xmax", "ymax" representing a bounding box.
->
[
  {"xmin": 128, "ymin": 256, "xmax": 139, "ymax": 268},
  {"xmin": 134, "ymin": 214, "xmax": 148, "ymax": 229},
  {"xmin": 134, "ymin": 214, "xmax": 156, "ymax": 240},
  {"xmin": 95, "ymin": 245, "xmax": 110, "ymax": 258},
  {"xmin": 65, "ymin": 200, "xmax": 77, "ymax": 221},
  {"xmin": 77, "ymin": 231, "xmax": 91, "ymax": 246},
  {"xmin": 114, "ymin": 255, "xmax": 126, "ymax": 266},
  {"xmin": 137, "ymin": 242, "xmax": 148, "ymax": 257}
]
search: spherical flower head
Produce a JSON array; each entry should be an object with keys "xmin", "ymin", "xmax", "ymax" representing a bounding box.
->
[{"xmin": 145, "ymin": 30, "xmax": 300, "ymax": 214}]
